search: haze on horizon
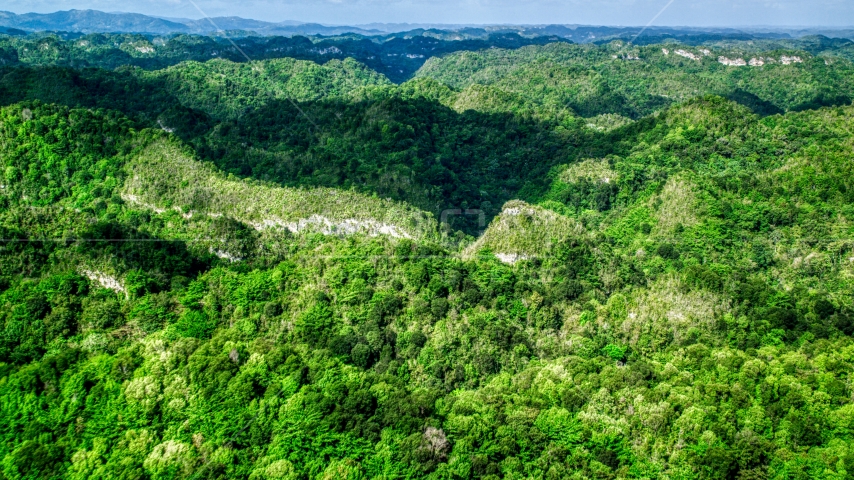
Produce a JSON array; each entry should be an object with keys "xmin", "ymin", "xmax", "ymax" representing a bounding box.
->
[{"xmin": 3, "ymin": 0, "xmax": 853, "ymax": 29}]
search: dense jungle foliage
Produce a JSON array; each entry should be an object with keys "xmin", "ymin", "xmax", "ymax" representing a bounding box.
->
[
  {"xmin": 0, "ymin": 32, "xmax": 567, "ymax": 82},
  {"xmin": 0, "ymin": 31, "xmax": 854, "ymax": 479}
]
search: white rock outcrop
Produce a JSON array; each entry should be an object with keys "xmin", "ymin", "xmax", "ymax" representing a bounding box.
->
[
  {"xmin": 719, "ymin": 55, "xmax": 802, "ymax": 67},
  {"xmin": 210, "ymin": 249, "xmax": 242, "ymax": 262},
  {"xmin": 121, "ymin": 194, "xmax": 166, "ymax": 214},
  {"xmin": 675, "ymin": 50, "xmax": 701, "ymax": 61},
  {"xmin": 249, "ymin": 214, "xmax": 412, "ymax": 239},
  {"xmin": 718, "ymin": 57, "xmax": 747, "ymax": 67},
  {"xmin": 316, "ymin": 47, "xmax": 342, "ymax": 55},
  {"xmin": 495, "ymin": 253, "xmax": 531, "ymax": 265},
  {"xmin": 81, "ymin": 270, "xmax": 128, "ymax": 296}
]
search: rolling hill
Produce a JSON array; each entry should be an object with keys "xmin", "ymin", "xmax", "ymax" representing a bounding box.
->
[{"xmin": 0, "ymin": 26, "xmax": 853, "ymax": 479}]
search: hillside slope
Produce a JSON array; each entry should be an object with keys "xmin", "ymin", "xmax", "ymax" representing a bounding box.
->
[
  {"xmin": 1, "ymin": 38, "xmax": 854, "ymax": 479},
  {"xmin": 416, "ymin": 42, "xmax": 854, "ymax": 117},
  {"xmin": 0, "ymin": 31, "xmax": 571, "ymax": 82},
  {"xmin": 0, "ymin": 102, "xmax": 439, "ymax": 280},
  {"xmin": 2, "ymin": 96, "xmax": 854, "ymax": 479},
  {"xmin": 121, "ymin": 139, "xmax": 437, "ymax": 240}
]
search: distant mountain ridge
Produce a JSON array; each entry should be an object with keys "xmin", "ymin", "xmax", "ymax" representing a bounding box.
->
[
  {"xmin": 0, "ymin": 10, "xmax": 190, "ymax": 34},
  {"xmin": 1, "ymin": 9, "xmax": 852, "ymax": 40},
  {"xmin": 0, "ymin": 10, "xmax": 385, "ymax": 36}
]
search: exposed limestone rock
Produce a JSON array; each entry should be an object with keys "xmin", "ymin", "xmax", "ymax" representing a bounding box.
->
[
  {"xmin": 210, "ymin": 249, "xmax": 242, "ymax": 262},
  {"xmin": 248, "ymin": 214, "xmax": 413, "ymax": 239},
  {"xmin": 81, "ymin": 270, "xmax": 128, "ymax": 296},
  {"xmin": 675, "ymin": 50, "xmax": 700, "ymax": 61},
  {"xmin": 718, "ymin": 57, "xmax": 747, "ymax": 67},
  {"xmin": 495, "ymin": 253, "xmax": 531, "ymax": 265}
]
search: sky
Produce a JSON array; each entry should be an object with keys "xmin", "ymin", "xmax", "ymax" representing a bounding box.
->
[{"xmin": 4, "ymin": 0, "xmax": 854, "ymax": 27}]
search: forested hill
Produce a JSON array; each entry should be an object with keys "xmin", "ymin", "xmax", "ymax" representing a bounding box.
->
[
  {"xmin": 1, "ymin": 31, "xmax": 854, "ymax": 479},
  {"xmin": 2, "ymin": 30, "xmax": 853, "ymax": 84},
  {"xmin": 0, "ymin": 32, "xmax": 569, "ymax": 82},
  {"xmin": 415, "ymin": 42, "xmax": 854, "ymax": 117},
  {"xmin": 1, "ymin": 38, "xmax": 852, "ymax": 230}
]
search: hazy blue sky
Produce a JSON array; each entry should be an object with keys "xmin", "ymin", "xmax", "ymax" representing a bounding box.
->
[{"xmin": 5, "ymin": 0, "xmax": 854, "ymax": 27}]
